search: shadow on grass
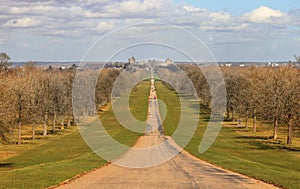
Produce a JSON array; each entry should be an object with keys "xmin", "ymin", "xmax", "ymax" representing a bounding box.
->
[
  {"xmin": 0, "ymin": 163, "xmax": 14, "ymax": 170},
  {"xmin": 235, "ymin": 136, "xmax": 274, "ymax": 140},
  {"xmin": 282, "ymin": 146, "xmax": 300, "ymax": 152},
  {"xmin": 248, "ymin": 141, "xmax": 278, "ymax": 150},
  {"xmin": 236, "ymin": 137, "xmax": 300, "ymax": 152},
  {"xmin": 0, "ymin": 163, "xmax": 12, "ymax": 167}
]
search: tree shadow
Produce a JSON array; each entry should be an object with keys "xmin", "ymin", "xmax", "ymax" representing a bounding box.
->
[
  {"xmin": 236, "ymin": 136, "xmax": 300, "ymax": 152},
  {"xmin": 248, "ymin": 141, "xmax": 278, "ymax": 150},
  {"xmin": 0, "ymin": 163, "xmax": 13, "ymax": 168},
  {"xmin": 235, "ymin": 136, "xmax": 273, "ymax": 140},
  {"xmin": 281, "ymin": 146, "xmax": 300, "ymax": 152}
]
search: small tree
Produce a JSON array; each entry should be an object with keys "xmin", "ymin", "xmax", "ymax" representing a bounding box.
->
[
  {"xmin": 293, "ymin": 55, "xmax": 300, "ymax": 65},
  {"xmin": 0, "ymin": 52, "xmax": 11, "ymax": 73},
  {"xmin": 24, "ymin": 61, "xmax": 37, "ymax": 70}
]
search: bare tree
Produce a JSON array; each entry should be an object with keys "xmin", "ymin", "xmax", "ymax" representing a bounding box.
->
[
  {"xmin": 27, "ymin": 71, "xmax": 40, "ymax": 140},
  {"xmin": 223, "ymin": 69, "xmax": 248, "ymax": 122},
  {"xmin": 293, "ymin": 54, "xmax": 300, "ymax": 66},
  {"xmin": 0, "ymin": 52, "xmax": 11, "ymax": 73},
  {"xmin": 259, "ymin": 68, "xmax": 286, "ymax": 140},
  {"xmin": 11, "ymin": 77, "xmax": 28, "ymax": 145},
  {"xmin": 0, "ymin": 77, "xmax": 11, "ymax": 143},
  {"xmin": 38, "ymin": 74, "xmax": 54, "ymax": 136},
  {"xmin": 280, "ymin": 67, "xmax": 300, "ymax": 145}
]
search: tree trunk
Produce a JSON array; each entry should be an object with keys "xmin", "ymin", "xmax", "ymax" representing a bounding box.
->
[
  {"xmin": 18, "ymin": 121, "xmax": 22, "ymax": 145},
  {"xmin": 287, "ymin": 118, "xmax": 293, "ymax": 145},
  {"xmin": 232, "ymin": 110, "xmax": 235, "ymax": 121},
  {"xmin": 245, "ymin": 109, "xmax": 249, "ymax": 129},
  {"xmin": 253, "ymin": 108, "xmax": 257, "ymax": 133},
  {"xmin": 60, "ymin": 117, "xmax": 64, "ymax": 130},
  {"xmin": 273, "ymin": 117, "xmax": 278, "ymax": 140},
  {"xmin": 43, "ymin": 114, "xmax": 48, "ymax": 136},
  {"xmin": 226, "ymin": 108, "xmax": 230, "ymax": 120},
  {"xmin": 67, "ymin": 115, "xmax": 71, "ymax": 127},
  {"xmin": 238, "ymin": 116, "xmax": 242, "ymax": 127},
  {"xmin": 32, "ymin": 122, "xmax": 35, "ymax": 140},
  {"xmin": 32, "ymin": 114, "xmax": 36, "ymax": 140},
  {"xmin": 52, "ymin": 112, "xmax": 56, "ymax": 134}
]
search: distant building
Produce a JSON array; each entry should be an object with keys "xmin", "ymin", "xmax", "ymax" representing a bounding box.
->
[
  {"xmin": 268, "ymin": 62, "xmax": 280, "ymax": 67},
  {"xmin": 165, "ymin": 58, "xmax": 173, "ymax": 65},
  {"xmin": 128, "ymin": 57, "xmax": 136, "ymax": 64},
  {"xmin": 138, "ymin": 60, "xmax": 146, "ymax": 65}
]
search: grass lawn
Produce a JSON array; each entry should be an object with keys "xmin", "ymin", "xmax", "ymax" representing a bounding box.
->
[
  {"xmin": 155, "ymin": 80, "xmax": 300, "ymax": 189},
  {"xmin": 0, "ymin": 127, "xmax": 105, "ymax": 189},
  {"xmin": 155, "ymin": 81, "xmax": 181, "ymax": 135},
  {"xmin": 0, "ymin": 80, "xmax": 150, "ymax": 189},
  {"xmin": 129, "ymin": 80, "xmax": 150, "ymax": 122}
]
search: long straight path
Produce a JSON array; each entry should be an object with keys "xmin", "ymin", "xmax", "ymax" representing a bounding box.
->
[{"xmin": 56, "ymin": 78, "xmax": 279, "ymax": 189}]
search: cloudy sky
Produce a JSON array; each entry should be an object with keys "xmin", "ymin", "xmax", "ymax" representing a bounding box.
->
[{"xmin": 0, "ymin": 0, "xmax": 299, "ymax": 62}]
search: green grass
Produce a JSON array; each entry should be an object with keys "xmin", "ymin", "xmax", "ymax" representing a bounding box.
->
[
  {"xmin": 0, "ymin": 81, "xmax": 150, "ymax": 189},
  {"xmin": 129, "ymin": 81, "xmax": 151, "ymax": 122},
  {"xmin": 155, "ymin": 81, "xmax": 300, "ymax": 189},
  {"xmin": 0, "ymin": 127, "xmax": 105, "ymax": 189},
  {"xmin": 155, "ymin": 81, "xmax": 181, "ymax": 135}
]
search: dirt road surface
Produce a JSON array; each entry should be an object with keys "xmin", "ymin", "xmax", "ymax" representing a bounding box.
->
[{"xmin": 56, "ymin": 79, "xmax": 279, "ymax": 189}]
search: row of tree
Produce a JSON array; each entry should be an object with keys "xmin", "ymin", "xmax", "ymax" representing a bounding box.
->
[
  {"xmin": 180, "ymin": 64, "xmax": 300, "ymax": 145},
  {"xmin": 0, "ymin": 60, "xmax": 120, "ymax": 144}
]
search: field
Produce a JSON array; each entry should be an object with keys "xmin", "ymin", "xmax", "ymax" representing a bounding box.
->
[{"xmin": 155, "ymin": 81, "xmax": 300, "ymax": 189}]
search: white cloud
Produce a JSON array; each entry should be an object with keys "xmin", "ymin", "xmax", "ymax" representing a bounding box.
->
[
  {"xmin": 3, "ymin": 18, "xmax": 39, "ymax": 28},
  {"xmin": 94, "ymin": 21, "xmax": 115, "ymax": 32},
  {"xmin": 209, "ymin": 12, "xmax": 231, "ymax": 23},
  {"xmin": 85, "ymin": 0, "xmax": 175, "ymax": 19},
  {"xmin": 200, "ymin": 23, "xmax": 249, "ymax": 32},
  {"xmin": 243, "ymin": 6, "xmax": 288, "ymax": 24},
  {"xmin": 183, "ymin": 6, "xmax": 205, "ymax": 13},
  {"xmin": 9, "ymin": 7, "xmax": 30, "ymax": 14}
]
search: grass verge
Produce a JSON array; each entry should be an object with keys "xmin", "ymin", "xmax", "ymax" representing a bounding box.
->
[{"xmin": 0, "ymin": 127, "xmax": 105, "ymax": 189}]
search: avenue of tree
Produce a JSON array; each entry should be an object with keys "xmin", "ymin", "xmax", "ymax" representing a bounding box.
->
[{"xmin": 0, "ymin": 52, "xmax": 299, "ymax": 146}]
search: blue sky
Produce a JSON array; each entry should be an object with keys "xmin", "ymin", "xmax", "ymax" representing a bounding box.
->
[
  {"xmin": 175, "ymin": 0, "xmax": 299, "ymax": 14},
  {"xmin": 0, "ymin": 0, "xmax": 299, "ymax": 62}
]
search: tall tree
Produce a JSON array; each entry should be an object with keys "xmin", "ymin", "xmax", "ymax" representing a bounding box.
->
[
  {"xmin": 280, "ymin": 67, "xmax": 300, "ymax": 145},
  {"xmin": 11, "ymin": 76, "xmax": 28, "ymax": 145},
  {"xmin": 0, "ymin": 78, "xmax": 11, "ymax": 143}
]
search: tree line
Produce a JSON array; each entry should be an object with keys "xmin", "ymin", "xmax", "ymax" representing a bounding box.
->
[
  {"xmin": 0, "ymin": 57, "xmax": 120, "ymax": 144},
  {"xmin": 179, "ymin": 64, "xmax": 300, "ymax": 145}
]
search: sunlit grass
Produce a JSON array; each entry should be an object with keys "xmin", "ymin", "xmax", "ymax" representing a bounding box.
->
[{"xmin": 0, "ymin": 127, "xmax": 105, "ymax": 189}]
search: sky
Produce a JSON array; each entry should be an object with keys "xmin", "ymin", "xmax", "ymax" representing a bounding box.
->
[{"xmin": 0, "ymin": 0, "xmax": 300, "ymax": 62}]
